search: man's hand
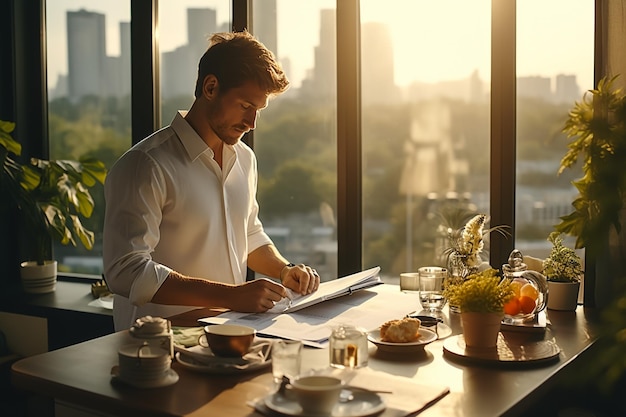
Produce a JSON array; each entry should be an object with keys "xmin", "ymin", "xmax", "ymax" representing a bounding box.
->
[
  {"xmin": 282, "ymin": 264, "xmax": 320, "ymax": 295},
  {"xmin": 229, "ymin": 278, "xmax": 289, "ymax": 313}
]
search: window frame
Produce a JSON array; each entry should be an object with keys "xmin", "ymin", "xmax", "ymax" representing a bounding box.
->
[{"xmin": 1, "ymin": 0, "xmax": 601, "ymax": 292}]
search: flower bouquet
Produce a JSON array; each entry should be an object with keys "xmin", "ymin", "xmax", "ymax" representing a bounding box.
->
[{"xmin": 442, "ymin": 214, "xmax": 510, "ymax": 312}]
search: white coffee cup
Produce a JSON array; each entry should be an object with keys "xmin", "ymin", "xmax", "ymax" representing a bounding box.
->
[{"xmin": 291, "ymin": 375, "xmax": 344, "ymax": 415}]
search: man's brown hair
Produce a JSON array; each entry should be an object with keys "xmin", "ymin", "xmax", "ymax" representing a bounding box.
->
[{"xmin": 194, "ymin": 31, "xmax": 289, "ymax": 98}]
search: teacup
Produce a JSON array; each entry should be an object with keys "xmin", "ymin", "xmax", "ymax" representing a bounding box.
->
[
  {"xmin": 290, "ymin": 375, "xmax": 344, "ymax": 415},
  {"xmin": 118, "ymin": 343, "xmax": 171, "ymax": 382},
  {"xmin": 198, "ymin": 324, "xmax": 256, "ymax": 357}
]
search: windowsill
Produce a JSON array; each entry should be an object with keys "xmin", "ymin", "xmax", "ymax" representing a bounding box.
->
[
  {"xmin": 1, "ymin": 279, "xmax": 112, "ymax": 318},
  {"xmin": 1, "ymin": 279, "xmax": 114, "ymax": 351}
]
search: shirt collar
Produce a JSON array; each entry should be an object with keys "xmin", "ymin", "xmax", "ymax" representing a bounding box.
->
[{"xmin": 171, "ymin": 111, "xmax": 212, "ymax": 162}]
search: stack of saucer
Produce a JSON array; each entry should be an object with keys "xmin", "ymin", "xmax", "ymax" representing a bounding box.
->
[{"xmin": 115, "ymin": 343, "xmax": 178, "ymax": 388}]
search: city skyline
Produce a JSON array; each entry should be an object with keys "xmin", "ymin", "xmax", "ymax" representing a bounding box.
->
[{"xmin": 47, "ymin": 0, "xmax": 594, "ymax": 94}]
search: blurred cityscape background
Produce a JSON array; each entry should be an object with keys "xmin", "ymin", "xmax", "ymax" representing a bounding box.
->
[{"xmin": 46, "ymin": 1, "xmax": 589, "ymax": 281}]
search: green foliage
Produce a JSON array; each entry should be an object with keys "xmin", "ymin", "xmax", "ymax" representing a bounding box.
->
[
  {"xmin": 542, "ymin": 231, "xmax": 583, "ymax": 282},
  {"xmin": 258, "ymin": 161, "xmax": 325, "ymax": 219},
  {"xmin": 0, "ymin": 119, "xmax": 107, "ymax": 265},
  {"xmin": 443, "ymin": 268, "xmax": 514, "ymax": 313},
  {"xmin": 555, "ymin": 76, "xmax": 626, "ymax": 255}
]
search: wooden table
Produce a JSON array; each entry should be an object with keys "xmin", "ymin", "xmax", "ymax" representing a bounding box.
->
[{"xmin": 11, "ymin": 303, "xmax": 600, "ymax": 417}]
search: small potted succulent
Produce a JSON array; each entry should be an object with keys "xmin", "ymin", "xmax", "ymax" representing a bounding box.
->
[
  {"xmin": 543, "ymin": 232, "xmax": 583, "ymax": 311},
  {"xmin": 443, "ymin": 268, "xmax": 514, "ymax": 348}
]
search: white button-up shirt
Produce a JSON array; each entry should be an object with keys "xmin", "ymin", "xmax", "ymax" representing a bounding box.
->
[{"xmin": 103, "ymin": 112, "xmax": 273, "ymax": 330}]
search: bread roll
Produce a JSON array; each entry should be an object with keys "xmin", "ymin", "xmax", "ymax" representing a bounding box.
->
[{"xmin": 380, "ymin": 317, "xmax": 421, "ymax": 342}]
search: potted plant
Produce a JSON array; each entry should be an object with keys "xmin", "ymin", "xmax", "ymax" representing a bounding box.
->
[
  {"xmin": 543, "ymin": 232, "xmax": 583, "ymax": 311},
  {"xmin": 443, "ymin": 268, "xmax": 514, "ymax": 348},
  {"xmin": 0, "ymin": 119, "xmax": 107, "ymax": 293},
  {"xmin": 554, "ymin": 75, "xmax": 626, "ymax": 307}
]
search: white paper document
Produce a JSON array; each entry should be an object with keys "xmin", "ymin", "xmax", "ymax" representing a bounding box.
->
[
  {"xmin": 272, "ymin": 266, "xmax": 382, "ymax": 313},
  {"xmin": 199, "ymin": 272, "xmax": 421, "ymax": 346}
]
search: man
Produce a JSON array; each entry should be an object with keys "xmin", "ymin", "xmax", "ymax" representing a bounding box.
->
[{"xmin": 103, "ymin": 31, "xmax": 319, "ymax": 331}]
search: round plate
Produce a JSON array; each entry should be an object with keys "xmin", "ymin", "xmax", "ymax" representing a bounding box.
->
[
  {"xmin": 443, "ymin": 333, "xmax": 561, "ymax": 366},
  {"xmin": 264, "ymin": 390, "xmax": 385, "ymax": 417},
  {"xmin": 367, "ymin": 328, "xmax": 437, "ymax": 353},
  {"xmin": 175, "ymin": 351, "xmax": 271, "ymax": 374},
  {"xmin": 111, "ymin": 366, "xmax": 179, "ymax": 388}
]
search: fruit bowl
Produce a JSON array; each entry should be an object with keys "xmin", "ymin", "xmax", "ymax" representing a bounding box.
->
[{"xmin": 503, "ymin": 270, "xmax": 548, "ymax": 323}]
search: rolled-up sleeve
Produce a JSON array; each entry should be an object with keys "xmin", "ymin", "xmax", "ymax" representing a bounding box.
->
[{"xmin": 103, "ymin": 149, "xmax": 172, "ymax": 306}]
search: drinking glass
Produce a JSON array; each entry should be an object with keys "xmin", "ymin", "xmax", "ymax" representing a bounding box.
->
[
  {"xmin": 272, "ymin": 339, "xmax": 302, "ymax": 384},
  {"xmin": 418, "ymin": 267, "xmax": 448, "ymax": 312},
  {"xmin": 400, "ymin": 272, "xmax": 420, "ymax": 294}
]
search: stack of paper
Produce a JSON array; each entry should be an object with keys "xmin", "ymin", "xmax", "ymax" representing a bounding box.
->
[{"xmin": 200, "ymin": 267, "xmax": 421, "ymax": 346}]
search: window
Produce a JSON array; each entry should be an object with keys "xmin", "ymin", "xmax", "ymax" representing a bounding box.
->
[
  {"xmin": 515, "ymin": 0, "xmax": 593, "ymax": 263},
  {"xmin": 360, "ymin": 0, "xmax": 491, "ymax": 281},
  {"xmin": 253, "ymin": 1, "xmax": 338, "ymax": 279},
  {"xmin": 37, "ymin": 1, "xmax": 593, "ymax": 281},
  {"xmin": 46, "ymin": 0, "xmax": 131, "ymax": 275}
]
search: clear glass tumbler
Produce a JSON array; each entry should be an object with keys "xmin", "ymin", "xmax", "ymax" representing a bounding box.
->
[
  {"xmin": 418, "ymin": 266, "xmax": 448, "ymax": 312},
  {"xmin": 272, "ymin": 339, "xmax": 302, "ymax": 384}
]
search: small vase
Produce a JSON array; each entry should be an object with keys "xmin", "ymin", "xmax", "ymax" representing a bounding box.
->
[
  {"xmin": 446, "ymin": 253, "xmax": 478, "ymax": 313},
  {"xmin": 547, "ymin": 281, "xmax": 580, "ymax": 311},
  {"xmin": 460, "ymin": 312, "xmax": 503, "ymax": 348}
]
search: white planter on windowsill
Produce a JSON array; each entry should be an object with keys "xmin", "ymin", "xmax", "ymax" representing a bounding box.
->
[
  {"xmin": 546, "ymin": 280, "xmax": 580, "ymax": 311},
  {"xmin": 20, "ymin": 260, "xmax": 57, "ymax": 294}
]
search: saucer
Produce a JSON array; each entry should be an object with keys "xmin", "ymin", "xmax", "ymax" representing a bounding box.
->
[
  {"xmin": 264, "ymin": 389, "xmax": 385, "ymax": 417},
  {"xmin": 111, "ymin": 365, "xmax": 178, "ymax": 388},
  {"xmin": 174, "ymin": 338, "xmax": 271, "ymax": 373},
  {"xmin": 367, "ymin": 328, "xmax": 437, "ymax": 353},
  {"xmin": 176, "ymin": 351, "xmax": 271, "ymax": 374}
]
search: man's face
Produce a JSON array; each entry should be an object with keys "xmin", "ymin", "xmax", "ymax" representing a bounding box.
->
[{"xmin": 207, "ymin": 80, "xmax": 269, "ymax": 146}]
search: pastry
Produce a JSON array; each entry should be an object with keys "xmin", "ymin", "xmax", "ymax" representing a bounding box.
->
[{"xmin": 380, "ymin": 317, "xmax": 421, "ymax": 343}]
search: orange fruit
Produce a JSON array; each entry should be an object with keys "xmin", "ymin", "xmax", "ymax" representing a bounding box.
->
[
  {"xmin": 510, "ymin": 281, "xmax": 523, "ymax": 298},
  {"xmin": 520, "ymin": 283, "xmax": 539, "ymax": 301},
  {"xmin": 519, "ymin": 296, "xmax": 536, "ymax": 314},
  {"xmin": 504, "ymin": 298, "xmax": 521, "ymax": 316}
]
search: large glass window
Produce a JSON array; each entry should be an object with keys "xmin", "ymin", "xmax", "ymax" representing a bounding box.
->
[
  {"xmin": 515, "ymin": 0, "xmax": 593, "ymax": 263},
  {"xmin": 46, "ymin": 0, "xmax": 131, "ymax": 275},
  {"xmin": 360, "ymin": 0, "xmax": 491, "ymax": 281},
  {"xmin": 254, "ymin": 0, "xmax": 338, "ymax": 280},
  {"xmin": 40, "ymin": 0, "xmax": 594, "ymax": 281}
]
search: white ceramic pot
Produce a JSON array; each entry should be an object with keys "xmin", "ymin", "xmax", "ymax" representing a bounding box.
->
[
  {"xmin": 20, "ymin": 260, "xmax": 57, "ymax": 294},
  {"xmin": 547, "ymin": 281, "xmax": 580, "ymax": 311},
  {"xmin": 460, "ymin": 312, "xmax": 503, "ymax": 348}
]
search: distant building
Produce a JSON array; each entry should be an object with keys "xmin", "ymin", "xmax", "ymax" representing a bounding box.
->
[
  {"xmin": 161, "ymin": 8, "xmax": 218, "ymax": 100},
  {"xmin": 517, "ymin": 76, "xmax": 552, "ymax": 101},
  {"xmin": 252, "ymin": 0, "xmax": 278, "ymax": 57},
  {"xmin": 554, "ymin": 74, "xmax": 580, "ymax": 104},
  {"xmin": 300, "ymin": 9, "xmax": 336, "ymax": 101},
  {"xmin": 66, "ymin": 9, "xmax": 130, "ymax": 101},
  {"xmin": 361, "ymin": 22, "xmax": 399, "ymax": 105},
  {"xmin": 67, "ymin": 9, "xmax": 107, "ymax": 101}
]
